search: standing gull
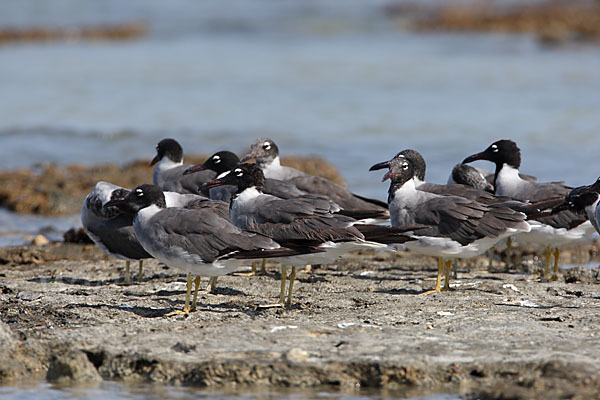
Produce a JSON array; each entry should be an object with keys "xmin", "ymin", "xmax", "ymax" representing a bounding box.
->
[
  {"xmin": 370, "ymin": 154, "xmax": 531, "ymax": 293},
  {"xmin": 107, "ymin": 184, "xmax": 320, "ymax": 313},
  {"xmin": 463, "ymin": 139, "xmax": 594, "ymax": 280},
  {"xmin": 203, "ymin": 164, "xmax": 417, "ymax": 306},
  {"xmin": 82, "ymin": 182, "xmax": 211, "ymax": 283}
]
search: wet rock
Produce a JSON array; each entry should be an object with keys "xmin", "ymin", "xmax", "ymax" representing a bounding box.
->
[{"xmin": 46, "ymin": 350, "xmax": 102, "ymax": 384}]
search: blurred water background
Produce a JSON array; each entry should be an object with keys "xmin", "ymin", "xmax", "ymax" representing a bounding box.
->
[{"xmin": 1, "ymin": 0, "xmax": 599, "ymax": 241}]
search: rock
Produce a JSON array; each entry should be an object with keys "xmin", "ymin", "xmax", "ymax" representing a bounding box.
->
[
  {"xmin": 46, "ymin": 350, "xmax": 102, "ymax": 384},
  {"xmin": 31, "ymin": 234, "xmax": 50, "ymax": 246},
  {"xmin": 17, "ymin": 291, "xmax": 42, "ymax": 301},
  {"xmin": 285, "ymin": 348, "xmax": 308, "ymax": 363},
  {"xmin": 0, "ymin": 321, "xmax": 16, "ymax": 351}
]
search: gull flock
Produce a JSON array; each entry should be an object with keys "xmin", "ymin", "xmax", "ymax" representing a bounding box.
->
[{"xmin": 81, "ymin": 138, "xmax": 599, "ymax": 314}]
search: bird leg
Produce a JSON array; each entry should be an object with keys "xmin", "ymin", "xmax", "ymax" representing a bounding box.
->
[
  {"xmin": 206, "ymin": 276, "xmax": 218, "ymax": 292},
  {"xmin": 505, "ymin": 237, "xmax": 512, "ymax": 270},
  {"xmin": 137, "ymin": 260, "xmax": 144, "ymax": 283},
  {"xmin": 280, "ymin": 265, "xmax": 287, "ymax": 305},
  {"xmin": 191, "ymin": 276, "xmax": 201, "ymax": 310},
  {"xmin": 260, "ymin": 258, "xmax": 267, "ymax": 274},
  {"xmin": 442, "ymin": 260, "xmax": 453, "ymax": 291},
  {"xmin": 286, "ymin": 266, "xmax": 297, "ymax": 307},
  {"xmin": 488, "ymin": 247, "xmax": 495, "ymax": 270},
  {"xmin": 166, "ymin": 273, "xmax": 193, "ymax": 316},
  {"xmin": 544, "ymin": 246, "xmax": 551, "ymax": 277},
  {"xmin": 551, "ymin": 248, "xmax": 560, "ymax": 281},
  {"xmin": 419, "ymin": 257, "xmax": 443, "ymax": 295},
  {"xmin": 124, "ymin": 260, "xmax": 131, "ymax": 284}
]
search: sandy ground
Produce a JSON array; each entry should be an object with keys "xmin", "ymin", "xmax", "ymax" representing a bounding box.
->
[{"xmin": 1, "ymin": 241, "xmax": 600, "ymax": 399}]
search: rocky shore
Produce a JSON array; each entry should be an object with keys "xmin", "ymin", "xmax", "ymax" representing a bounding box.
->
[
  {"xmin": 0, "ymin": 156, "xmax": 344, "ymax": 216},
  {"xmin": 1, "ymin": 240, "xmax": 599, "ymax": 399}
]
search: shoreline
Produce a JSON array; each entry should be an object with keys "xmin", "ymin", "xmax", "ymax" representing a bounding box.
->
[{"xmin": 1, "ymin": 241, "xmax": 599, "ymax": 399}]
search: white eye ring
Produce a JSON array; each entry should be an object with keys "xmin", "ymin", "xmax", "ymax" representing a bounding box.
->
[
  {"xmin": 402, "ymin": 162, "xmax": 409, "ymax": 170},
  {"xmin": 136, "ymin": 188, "xmax": 143, "ymax": 196},
  {"xmin": 491, "ymin": 144, "xmax": 498, "ymax": 153},
  {"xmin": 263, "ymin": 142, "xmax": 271, "ymax": 150}
]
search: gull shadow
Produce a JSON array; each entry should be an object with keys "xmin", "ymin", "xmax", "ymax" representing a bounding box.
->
[
  {"xmin": 352, "ymin": 273, "xmax": 420, "ymax": 282},
  {"xmin": 375, "ymin": 288, "xmax": 426, "ymax": 295},
  {"xmin": 28, "ymin": 276, "xmax": 123, "ymax": 287},
  {"xmin": 64, "ymin": 303, "xmax": 172, "ymax": 318}
]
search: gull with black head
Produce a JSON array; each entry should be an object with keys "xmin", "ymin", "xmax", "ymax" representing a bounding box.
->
[
  {"xmin": 82, "ymin": 182, "xmax": 216, "ymax": 284},
  {"xmin": 106, "ymin": 184, "xmax": 322, "ymax": 313},
  {"xmin": 463, "ymin": 139, "xmax": 594, "ymax": 280},
  {"xmin": 150, "ymin": 138, "xmax": 216, "ymax": 195},
  {"xmin": 370, "ymin": 154, "xmax": 531, "ymax": 294},
  {"xmin": 203, "ymin": 164, "xmax": 418, "ymax": 306},
  {"xmin": 552, "ymin": 177, "xmax": 600, "ymax": 235}
]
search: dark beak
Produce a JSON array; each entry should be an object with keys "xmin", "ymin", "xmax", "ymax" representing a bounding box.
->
[
  {"xmin": 462, "ymin": 151, "xmax": 488, "ymax": 164},
  {"xmin": 240, "ymin": 151, "xmax": 256, "ymax": 163},
  {"xmin": 183, "ymin": 163, "xmax": 205, "ymax": 175},
  {"xmin": 105, "ymin": 197, "xmax": 129, "ymax": 208},
  {"xmin": 201, "ymin": 177, "xmax": 228, "ymax": 191},
  {"xmin": 150, "ymin": 154, "xmax": 161, "ymax": 166},
  {"xmin": 369, "ymin": 160, "xmax": 391, "ymax": 171}
]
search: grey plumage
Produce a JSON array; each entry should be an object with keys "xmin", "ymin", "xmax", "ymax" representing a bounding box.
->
[
  {"xmin": 242, "ymin": 138, "xmax": 389, "ymax": 215},
  {"xmin": 81, "ymin": 181, "xmax": 151, "ymax": 261}
]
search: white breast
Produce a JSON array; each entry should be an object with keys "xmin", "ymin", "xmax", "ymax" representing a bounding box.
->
[{"xmin": 495, "ymin": 164, "xmax": 525, "ymax": 198}]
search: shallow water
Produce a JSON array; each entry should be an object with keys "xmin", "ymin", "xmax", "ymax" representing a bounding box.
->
[{"xmin": 0, "ymin": 381, "xmax": 473, "ymax": 400}]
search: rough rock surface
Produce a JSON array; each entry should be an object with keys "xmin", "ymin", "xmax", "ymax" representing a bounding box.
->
[
  {"xmin": 0, "ymin": 156, "xmax": 345, "ymax": 216},
  {"xmin": 0, "ymin": 241, "xmax": 599, "ymax": 399}
]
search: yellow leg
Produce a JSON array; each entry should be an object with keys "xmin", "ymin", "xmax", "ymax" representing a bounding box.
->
[
  {"xmin": 505, "ymin": 237, "xmax": 512, "ymax": 267},
  {"xmin": 137, "ymin": 260, "xmax": 144, "ymax": 283},
  {"xmin": 260, "ymin": 258, "xmax": 267, "ymax": 274},
  {"xmin": 124, "ymin": 261, "xmax": 131, "ymax": 284},
  {"xmin": 442, "ymin": 260, "xmax": 452, "ymax": 291},
  {"xmin": 419, "ymin": 258, "xmax": 443, "ymax": 295},
  {"xmin": 544, "ymin": 246, "xmax": 551, "ymax": 277},
  {"xmin": 551, "ymin": 248, "xmax": 560, "ymax": 281},
  {"xmin": 286, "ymin": 266, "xmax": 297, "ymax": 307},
  {"xmin": 280, "ymin": 266, "xmax": 287, "ymax": 305},
  {"xmin": 206, "ymin": 276, "xmax": 218, "ymax": 292},
  {"xmin": 191, "ymin": 276, "xmax": 201, "ymax": 310},
  {"xmin": 166, "ymin": 273, "xmax": 193, "ymax": 316}
]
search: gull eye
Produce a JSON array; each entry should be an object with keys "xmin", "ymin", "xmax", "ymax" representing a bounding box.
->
[
  {"xmin": 401, "ymin": 162, "xmax": 409, "ymax": 170},
  {"xmin": 234, "ymin": 168, "xmax": 243, "ymax": 177},
  {"xmin": 491, "ymin": 144, "xmax": 498, "ymax": 153},
  {"xmin": 136, "ymin": 188, "xmax": 144, "ymax": 197},
  {"xmin": 263, "ymin": 142, "xmax": 271, "ymax": 150},
  {"xmin": 213, "ymin": 155, "xmax": 221, "ymax": 164}
]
